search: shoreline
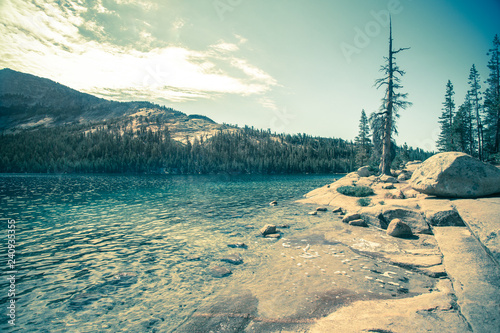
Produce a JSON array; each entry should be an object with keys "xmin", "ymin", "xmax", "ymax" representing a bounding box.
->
[{"xmin": 180, "ymin": 169, "xmax": 499, "ymax": 332}]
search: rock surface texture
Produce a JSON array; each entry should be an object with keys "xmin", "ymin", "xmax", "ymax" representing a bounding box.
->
[{"xmin": 410, "ymin": 152, "xmax": 500, "ymax": 198}]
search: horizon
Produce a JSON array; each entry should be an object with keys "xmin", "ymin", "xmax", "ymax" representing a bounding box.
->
[{"xmin": 1, "ymin": 0, "xmax": 499, "ymax": 151}]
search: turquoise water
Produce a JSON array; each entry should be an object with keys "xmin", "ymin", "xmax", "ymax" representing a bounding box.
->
[{"xmin": 0, "ymin": 174, "xmax": 343, "ymax": 332}]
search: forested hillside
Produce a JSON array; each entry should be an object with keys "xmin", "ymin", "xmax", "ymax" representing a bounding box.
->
[{"xmin": 0, "ymin": 116, "xmax": 431, "ymax": 175}]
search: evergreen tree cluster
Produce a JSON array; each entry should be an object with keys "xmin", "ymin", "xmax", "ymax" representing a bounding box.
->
[
  {"xmin": 0, "ymin": 119, "xmax": 360, "ymax": 174},
  {"xmin": 436, "ymin": 35, "xmax": 500, "ymax": 163}
]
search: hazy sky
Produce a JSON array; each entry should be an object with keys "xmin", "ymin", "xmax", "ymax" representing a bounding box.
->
[{"xmin": 1, "ymin": 0, "xmax": 499, "ymax": 150}]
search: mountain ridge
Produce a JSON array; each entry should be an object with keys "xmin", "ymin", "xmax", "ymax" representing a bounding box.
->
[{"xmin": 0, "ymin": 68, "xmax": 221, "ymax": 140}]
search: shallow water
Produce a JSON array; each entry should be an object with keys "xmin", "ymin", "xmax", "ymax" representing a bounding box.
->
[
  {"xmin": 0, "ymin": 174, "xmax": 436, "ymax": 332},
  {"xmin": 0, "ymin": 174, "xmax": 343, "ymax": 332}
]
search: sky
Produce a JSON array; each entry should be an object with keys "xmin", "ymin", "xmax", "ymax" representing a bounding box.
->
[{"xmin": 1, "ymin": 0, "xmax": 499, "ymax": 151}]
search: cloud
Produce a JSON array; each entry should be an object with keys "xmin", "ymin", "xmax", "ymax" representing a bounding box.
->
[{"xmin": 0, "ymin": 0, "xmax": 278, "ymax": 103}]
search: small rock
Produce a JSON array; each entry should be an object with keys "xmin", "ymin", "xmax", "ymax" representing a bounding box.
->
[
  {"xmin": 227, "ymin": 243, "xmax": 247, "ymax": 249},
  {"xmin": 342, "ymin": 213, "xmax": 361, "ymax": 223},
  {"xmin": 243, "ymin": 225, "xmax": 255, "ymax": 229},
  {"xmin": 331, "ymin": 207, "xmax": 343, "ymax": 213},
  {"xmin": 349, "ymin": 219, "xmax": 368, "ymax": 227},
  {"xmin": 308, "ymin": 211, "xmax": 318, "ymax": 215},
  {"xmin": 209, "ymin": 265, "xmax": 232, "ymax": 278},
  {"xmin": 382, "ymin": 184, "xmax": 396, "ymax": 189},
  {"xmin": 269, "ymin": 200, "xmax": 278, "ymax": 206},
  {"xmin": 265, "ymin": 233, "xmax": 282, "ymax": 239},
  {"xmin": 386, "ymin": 219, "xmax": 413, "ymax": 238},
  {"xmin": 316, "ymin": 207, "xmax": 328, "ymax": 212},
  {"xmin": 260, "ymin": 224, "xmax": 277, "ymax": 236},
  {"xmin": 277, "ymin": 224, "xmax": 290, "ymax": 228},
  {"xmin": 220, "ymin": 253, "xmax": 243, "ymax": 265}
]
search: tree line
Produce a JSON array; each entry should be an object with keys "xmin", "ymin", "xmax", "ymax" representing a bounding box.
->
[
  {"xmin": 0, "ymin": 120, "xmax": 355, "ymax": 174},
  {"xmin": 0, "ymin": 114, "xmax": 432, "ymax": 175},
  {"xmin": 436, "ymin": 35, "xmax": 500, "ymax": 162}
]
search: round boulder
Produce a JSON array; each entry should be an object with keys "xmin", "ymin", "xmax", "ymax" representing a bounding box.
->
[
  {"xmin": 410, "ymin": 152, "xmax": 500, "ymax": 198},
  {"xmin": 357, "ymin": 166, "xmax": 372, "ymax": 177},
  {"xmin": 386, "ymin": 219, "xmax": 413, "ymax": 238}
]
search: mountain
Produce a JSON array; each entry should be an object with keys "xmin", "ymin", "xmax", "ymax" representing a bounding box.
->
[
  {"xmin": 0, "ymin": 68, "xmax": 433, "ymax": 174},
  {"xmin": 0, "ymin": 68, "xmax": 224, "ymax": 141}
]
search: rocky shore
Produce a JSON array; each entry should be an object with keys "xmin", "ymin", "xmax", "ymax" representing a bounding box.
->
[
  {"xmin": 180, "ymin": 152, "xmax": 499, "ymax": 332},
  {"xmin": 299, "ymin": 152, "xmax": 500, "ymax": 333}
]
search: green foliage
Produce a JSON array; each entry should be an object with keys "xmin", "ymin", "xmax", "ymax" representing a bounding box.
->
[
  {"xmin": 337, "ymin": 185, "xmax": 374, "ymax": 197},
  {"xmin": 355, "ymin": 109, "xmax": 371, "ymax": 167},
  {"xmin": 357, "ymin": 198, "xmax": 372, "ymax": 207},
  {"xmin": 436, "ymin": 80, "xmax": 456, "ymax": 152},
  {"xmin": 0, "ymin": 120, "xmax": 358, "ymax": 174},
  {"xmin": 484, "ymin": 34, "xmax": 500, "ymax": 156}
]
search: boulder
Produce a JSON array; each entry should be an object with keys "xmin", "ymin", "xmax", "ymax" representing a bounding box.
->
[
  {"xmin": 361, "ymin": 205, "xmax": 430, "ymax": 234},
  {"xmin": 387, "ymin": 219, "xmax": 413, "ymax": 238},
  {"xmin": 316, "ymin": 207, "xmax": 328, "ymax": 212},
  {"xmin": 379, "ymin": 175, "xmax": 399, "ymax": 183},
  {"xmin": 349, "ymin": 219, "xmax": 368, "ymax": 227},
  {"xmin": 260, "ymin": 224, "xmax": 277, "ymax": 236},
  {"xmin": 220, "ymin": 253, "xmax": 243, "ymax": 265},
  {"xmin": 357, "ymin": 166, "xmax": 372, "ymax": 177},
  {"xmin": 331, "ymin": 207, "xmax": 344, "ymax": 213},
  {"xmin": 342, "ymin": 213, "xmax": 361, "ymax": 223},
  {"xmin": 410, "ymin": 152, "xmax": 500, "ymax": 198},
  {"xmin": 426, "ymin": 209, "xmax": 466, "ymax": 227},
  {"xmin": 209, "ymin": 265, "xmax": 232, "ymax": 278},
  {"xmin": 398, "ymin": 173, "xmax": 408, "ymax": 181}
]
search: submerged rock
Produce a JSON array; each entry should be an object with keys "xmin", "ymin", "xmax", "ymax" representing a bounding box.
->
[
  {"xmin": 410, "ymin": 152, "xmax": 500, "ymax": 198},
  {"xmin": 209, "ymin": 265, "xmax": 232, "ymax": 278},
  {"xmin": 228, "ymin": 242, "xmax": 247, "ymax": 249},
  {"xmin": 265, "ymin": 233, "xmax": 282, "ymax": 239},
  {"xmin": 386, "ymin": 219, "xmax": 413, "ymax": 238},
  {"xmin": 220, "ymin": 253, "xmax": 243, "ymax": 265},
  {"xmin": 269, "ymin": 200, "xmax": 278, "ymax": 206}
]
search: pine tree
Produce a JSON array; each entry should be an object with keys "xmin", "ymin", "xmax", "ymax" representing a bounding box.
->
[
  {"xmin": 484, "ymin": 34, "xmax": 500, "ymax": 156},
  {"xmin": 374, "ymin": 18, "xmax": 412, "ymax": 175},
  {"xmin": 436, "ymin": 80, "xmax": 456, "ymax": 152},
  {"xmin": 355, "ymin": 109, "xmax": 371, "ymax": 166},
  {"xmin": 452, "ymin": 97, "xmax": 472, "ymax": 153},
  {"xmin": 468, "ymin": 64, "xmax": 484, "ymax": 160}
]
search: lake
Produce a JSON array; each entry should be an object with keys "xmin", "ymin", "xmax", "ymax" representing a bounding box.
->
[{"xmin": 0, "ymin": 174, "xmax": 346, "ymax": 332}]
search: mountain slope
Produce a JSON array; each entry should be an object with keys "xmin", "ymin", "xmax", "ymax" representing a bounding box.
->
[{"xmin": 0, "ymin": 68, "xmax": 217, "ymax": 138}]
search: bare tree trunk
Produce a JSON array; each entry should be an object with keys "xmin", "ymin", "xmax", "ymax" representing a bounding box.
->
[{"xmin": 380, "ymin": 21, "xmax": 394, "ymax": 175}]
